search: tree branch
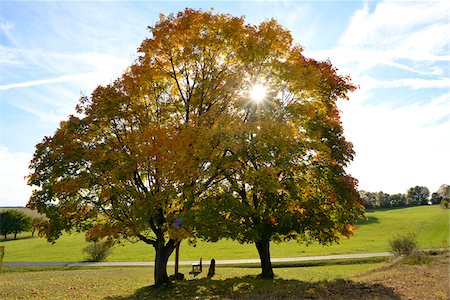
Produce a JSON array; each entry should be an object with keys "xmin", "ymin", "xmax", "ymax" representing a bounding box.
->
[{"xmin": 137, "ymin": 233, "xmax": 157, "ymax": 246}]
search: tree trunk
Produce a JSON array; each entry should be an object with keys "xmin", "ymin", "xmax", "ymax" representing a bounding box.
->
[
  {"xmin": 154, "ymin": 239, "xmax": 177, "ymax": 286},
  {"xmin": 174, "ymin": 243, "xmax": 180, "ymax": 275},
  {"xmin": 255, "ymin": 239, "xmax": 274, "ymax": 279}
]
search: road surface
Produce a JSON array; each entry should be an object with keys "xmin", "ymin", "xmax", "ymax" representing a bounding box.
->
[{"xmin": 3, "ymin": 252, "xmax": 393, "ymax": 267}]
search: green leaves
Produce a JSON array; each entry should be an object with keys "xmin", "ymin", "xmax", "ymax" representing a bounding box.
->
[{"xmin": 0, "ymin": 210, "xmax": 32, "ymax": 239}]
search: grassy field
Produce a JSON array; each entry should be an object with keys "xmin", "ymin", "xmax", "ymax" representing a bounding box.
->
[
  {"xmin": 0, "ymin": 259, "xmax": 386, "ymax": 299},
  {"xmin": 1, "ymin": 205, "xmax": 448, "ymax": 262},
  {"xmin": 1, "ymin": 252, "xmax": 448, "ymax": 299}
]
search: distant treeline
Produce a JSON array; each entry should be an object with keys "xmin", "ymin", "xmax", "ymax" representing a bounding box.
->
[
  {"xmin": 360, "ymin": 184, "xmax": 449, "ymax": 209},
  {"xmin": 0, "ymin": 208, "xmax": 45, "ymax": 240}
]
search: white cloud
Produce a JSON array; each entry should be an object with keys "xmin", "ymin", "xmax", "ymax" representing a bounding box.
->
[
  {"xmin": 382, "ymin": 61, "xmax": 444, "ymax": 76},
  {"xmin": 0, "ymin": 20, "xmax": 15, "ymax": 43},
  {"xmin": 0, "ymin": 51, "xmax": 131, "ymax": 123},
  {"xmin": 306, "ymin": 0, "xmax": 450, "ymax": 76},
  {"xmin": 0, "ymin": 49, "xmax": 130, "ymax": 84},
  {"xmin": 0, "ymin": 146, "xmax": 33, "ymax": 207},
  {"xmin": 340, "ymin": 92, "xmax": 450, "ymax": 195},
  {"xmin": 11, "ymin": 102, "xmax": 71, "ymax": 123},
  {"xmin": 339, "ymin": 0, "xmax": 449, "ymax": 52},
  {"xmin": 377, "ymin": 78, "xmax": 450, "ymax": 89},
  {"xmin": 0, "ymin": 21, "xmax": 14, "ymax": 32},
  {"xmin": 0, "ymin": 72, "xmax": 99, "ymax": 91},
  {"xmin": 0, "ymin": 45, "xmax": 23, "ymax": 66},
  {"xmin": 326, "ymin": 0, "xmax": 450, "ymax": 194},
  {"xmin": 399, "ymin": 23, "xmax": 449, "ymax": 55}
]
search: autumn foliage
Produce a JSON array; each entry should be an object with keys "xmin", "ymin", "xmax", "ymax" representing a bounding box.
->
[{"xmin": 27, "ymin": 9, "xmax": 364, "ymax": 285}]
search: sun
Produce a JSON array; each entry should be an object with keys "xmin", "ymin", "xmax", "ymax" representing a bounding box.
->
[{"xmin": 249, "ymin": 84, "xmax": 267, "ymax": 102}]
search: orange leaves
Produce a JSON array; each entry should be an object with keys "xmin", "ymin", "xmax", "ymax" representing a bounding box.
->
[
  {"xmin": 101, "ymin": 188, "xmax": 112, "ymax": 200},
  {"xmin": 53, "ymin": 179, "xmax": 81, "ymax": 195},
  {"xmin": 347, "ymin": 224, "xmax": 357, "ymax": 232},
  {"xmin": 268, "ymin": 215, "xmax": 278, "ymax": 225},
  {"xmin": 26, "ymin": 8, "xmax": 364, "ymax": 255},
  {"xmin": 341, "ymin": 224, "xmax": 357, "ymax": 238},
  {"xmin": 86, "ymin": 223, "xmax": 111, "ymax": 242}
]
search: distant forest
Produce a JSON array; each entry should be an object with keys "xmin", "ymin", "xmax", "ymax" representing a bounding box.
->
[{"xmin": 360, "ymin": 184, "xmax": 449, "ymax": 209}]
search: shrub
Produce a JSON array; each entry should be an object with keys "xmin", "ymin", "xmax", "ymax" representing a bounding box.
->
[
  {"xmin": 403, "ymin": 250, "xmax": 431, "ymax": 265},
  {"xmin": 389, "ymin": 233, "xmax": 417, "ymax": 256},
  {"xmin": 440, "ymin": 198, "xmax": 449, "ymax": 209},
  {"xmin": 83, "ymin": 240, "xmax": 114, "ymax": 262}
]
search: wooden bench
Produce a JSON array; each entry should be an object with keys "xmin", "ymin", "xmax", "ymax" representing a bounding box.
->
[{"xmin": 190, "ymin": 257, "xmax": 202, "ymax": 276}]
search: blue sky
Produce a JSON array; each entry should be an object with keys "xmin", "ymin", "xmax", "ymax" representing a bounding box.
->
[{"xmin": 1, "ymin": 0, "xmax": 449, "ymax": 206}]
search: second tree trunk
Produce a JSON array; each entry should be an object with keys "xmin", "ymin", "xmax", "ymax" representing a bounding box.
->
[{"xmin": 255, "ymin": 239, "xmax": 274, "ymax": 279}]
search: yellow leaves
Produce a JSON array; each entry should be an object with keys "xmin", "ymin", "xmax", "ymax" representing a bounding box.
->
[
  {"xmin": 58, "ymin": 202, "xmax": 92, "ymax": 223},
  {"xmin": 52, "ymin": 178, "xmax": 81, "ymax": 195},
  {"xmin": 168, "ymin": 226, "xmax": 190, "ymax": 241},
  {"xmin": 287, "ymin": 201, "xmax": 306, "ymax": 216},
  {"xmin": 27, "ymin": 8, "xmax": 363, "ymax": 252},
  {"xmin": 257, "ymin": 19, "xmax": 292, "ymax": 58},
  {"xmin": 86, "ymin": 219, "xmax": 121, "ymax": 242}
]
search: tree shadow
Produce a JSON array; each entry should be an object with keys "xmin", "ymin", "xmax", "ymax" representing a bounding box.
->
[
  {"xmin": 220, "ymin": 256, "xmax": 387, "ymax": 269},
  {"xmin": 356, "ymin": 216, "xmax": 379, "ymax": 226},
  {"xmin": 107, "ymin": 275, "xmax": 402, "ymax": 299},
  {"xmin": 0, "ymin": 236, "xmax": 35, "ymax": 242}
]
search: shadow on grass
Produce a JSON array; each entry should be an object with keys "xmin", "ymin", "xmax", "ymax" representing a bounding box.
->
[
  {"xmin": 108, "ymin": 275, "xmax": 401, "ymax": 300},
  {"xmin": 356, "ymin": 215, "xmax": 379, "ymax": 226},
  {"xmin": 0, "ymin": 236, "xmax": 35, "ymax": 242},
  {"xmin": 224, "ymin": 256, "xmax": 388, "ymax": 269}
]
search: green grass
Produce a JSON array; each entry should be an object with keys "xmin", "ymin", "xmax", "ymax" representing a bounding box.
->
[
  {"xmin": 0, "ymin": 266, "xmax": 153, "ymax": 299},
  {"xmin": 3, "ymin": 251, "xmax": 447, "ymax": 300},
  {"xmin": 0, "ymin": 259, "xmax": 386, "ymax": 299},
  {"xmin": 1, "ymin": 205, "xmax": 448, "ymax": 262}
]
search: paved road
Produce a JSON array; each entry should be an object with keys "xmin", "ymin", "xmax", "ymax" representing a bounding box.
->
[{"xmin": 3, "ymin": 252, "xmax": 393, "ymax": 267}]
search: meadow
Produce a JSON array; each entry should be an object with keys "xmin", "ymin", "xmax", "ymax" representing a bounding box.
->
[
  {"xmin": 1, "ymin": 253, "xmax": 447, "ymax": 299},
  {"xmin": 1, "ymin": 205, "xmax": 448, "ymax": 299},
  {"xmin": 0, "ymin": 261, "xmax": 384, "ymax": 299},
  {"xmin": 1, "ymin": 205, "xmax": 448, "ymax": 263}
]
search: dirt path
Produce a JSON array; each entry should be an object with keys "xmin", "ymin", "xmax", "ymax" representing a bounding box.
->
[{"xmin": 3, "ymin": 252, "xmax": 393, "ymax": 267}]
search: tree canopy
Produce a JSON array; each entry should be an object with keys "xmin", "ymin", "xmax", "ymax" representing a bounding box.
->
[
  {"xmin": 189, "ymin": 24, "xmax": 363, "ymax": 278},
  {"xmin": 406, "ymin": 186, "xmax": 430, "ymax": 206},
  {"xmin": 27, "ymin": 9, "xmax": 363, "ymax": 284},
  {"xmin": 437, "ymin": 184, "xmax": 450, "ymax": 200},
  {"xmin": 0, "ymin": 210, "xmax": 32, "ymax": 240}
]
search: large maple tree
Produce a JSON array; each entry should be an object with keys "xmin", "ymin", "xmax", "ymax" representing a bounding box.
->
[{"xmin": 28, "ymin": 9, "xmax": 364, "ymax": 285}]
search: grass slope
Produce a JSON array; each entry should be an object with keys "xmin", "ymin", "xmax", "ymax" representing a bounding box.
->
[{"xmin": 1, "ymin": 205, "xmax": 448, "ymax": 262}]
